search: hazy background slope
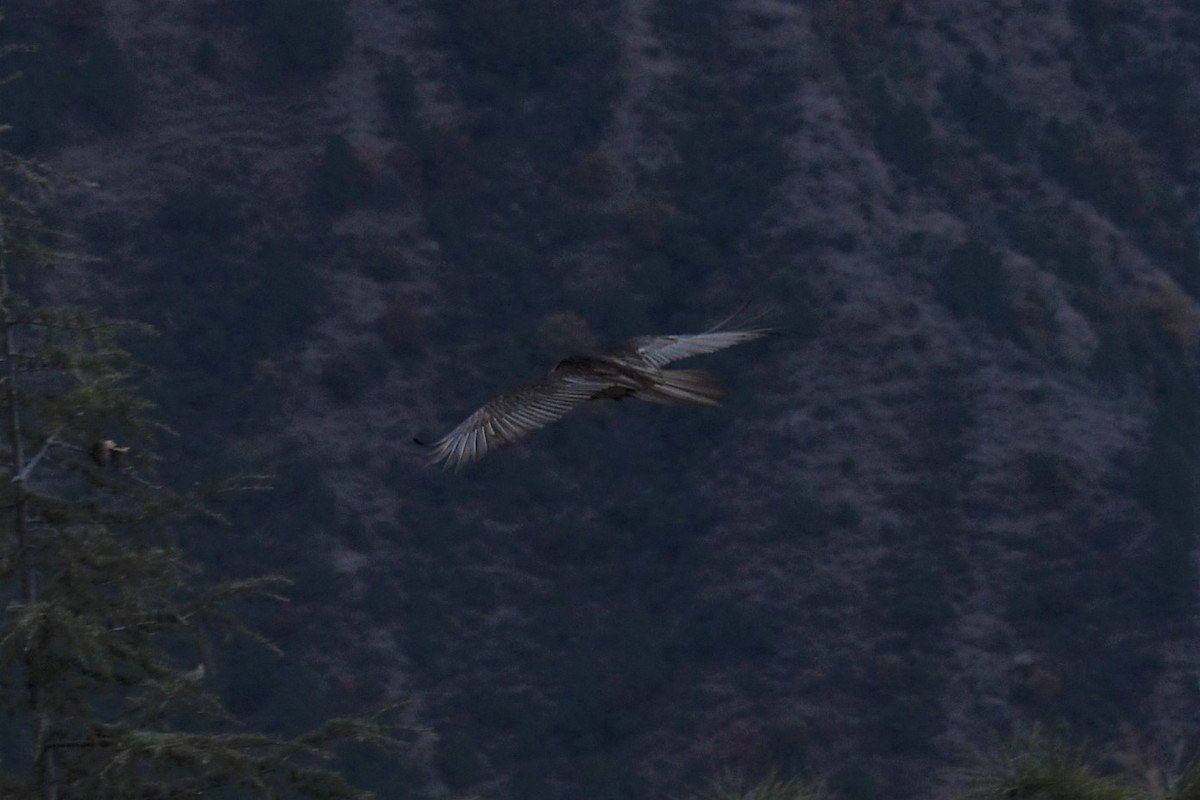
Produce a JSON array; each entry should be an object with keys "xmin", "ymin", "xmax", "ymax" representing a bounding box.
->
[{"xmin": 4, "ymin": 0, "xmax": 1200, "ymax": 797}]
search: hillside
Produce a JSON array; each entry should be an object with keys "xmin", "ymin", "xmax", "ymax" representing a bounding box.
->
[{"xmin": 4, "ymin": 0, "xmax": 1200, "ymax": 797}]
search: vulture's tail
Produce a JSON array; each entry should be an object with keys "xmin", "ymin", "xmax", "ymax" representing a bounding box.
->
[{"xmin": 635, "ymin": 369, "xmax": 726, "ymax": 407}]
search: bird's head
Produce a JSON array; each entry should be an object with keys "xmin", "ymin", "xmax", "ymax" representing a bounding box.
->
[{"xmin": 550, "ymin": 354, "xmax": 600, "ymax": 372}]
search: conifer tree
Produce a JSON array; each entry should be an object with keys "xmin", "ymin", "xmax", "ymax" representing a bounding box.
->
[
  {"xmin": 0, "ymin": 111, "xmax": 388, "ymax": 800},
  {"xmin": 697, "ymin": 774, "xmax": 822, "ymax": 800}
]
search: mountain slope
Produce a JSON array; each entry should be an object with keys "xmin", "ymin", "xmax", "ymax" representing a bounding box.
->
[{"xmin": 6, "ymin": 0, "xmax": 1200, "ymax": 797}]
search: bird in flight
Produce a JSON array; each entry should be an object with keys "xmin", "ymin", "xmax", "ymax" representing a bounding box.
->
[{"xmin": 416, "ymin": 321, "xmax": 770, "ymax": 469}]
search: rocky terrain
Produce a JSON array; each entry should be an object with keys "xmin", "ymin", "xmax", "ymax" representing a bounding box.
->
[{"xmin": 4, "ymin": 0, "xmax": 1200, "ymax": 797}]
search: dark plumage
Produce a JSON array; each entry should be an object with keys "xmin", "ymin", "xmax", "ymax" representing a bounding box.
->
[
  {"xmin": 417, "ymin": 325, "xmax": 769, "ymax": 469},
  {"xmin": 90, "ymin": 439, "xmax": 130, "ymax": 468}
]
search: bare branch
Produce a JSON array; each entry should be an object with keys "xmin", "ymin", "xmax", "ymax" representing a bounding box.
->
[{"xmin": 11, "ymin": 434, "xmax": 62, "ymax": 484}]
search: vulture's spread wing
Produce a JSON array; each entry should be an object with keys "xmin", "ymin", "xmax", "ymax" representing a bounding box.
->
[
  {"xmin": 614, "ymin": 329, "xmax": 769, "ymax": 369},
  {"xmin": 422, "ymin": 368, "xmax": 618, "ymax": 469},
  {"xmin": 420, "ymin": 318, "xmax": 772, "ymax": 469}
]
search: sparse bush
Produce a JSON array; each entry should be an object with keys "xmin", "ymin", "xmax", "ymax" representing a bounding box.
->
[
  {"xmin": 966, "ymin": 736, "xmax": 1141, "ymax": 800},
  {"xmin": 265, "ymin": 0, "xmax": 350, "ymax": 74},
  {"xmin": 1086, "ymin": 314, "xmax": 1153, "ymax": 385},
  {"xmin": 193, "ymin": 39, "xmax": 220, "ymax": 76},
  {"xmin": 1006, "ymin": 209, "xmax": 1102, "ymax": 287},
  {"xmin": 1142, "ymin": 285, "xmax": 1200, "ymax": 352},
  {"xmin": 142, "ymin": 235, "xmax": 320, "ymax": 434},
  {"xmin": 1039, "ymin": 117, "xmax": 1198, "ymax": 287},
  {"xmin": 1138, "ymin": 371, "xmax": 1200, "ymax": 531},
  {"xmin": 624, "ymin": 197, "xmax": 679, "ymax": 249},
  {"xmin": 312, "ymin": 133, "xmax": 369, "ymax": 214},
  {"xmin": 870, "ymin": 695, "xmax": 942, "ymax": 755},
  {"xmin": 221, "ymin": 640, "xmax": 307, "ymax": 726},
  {"xmin": 772, "ymin": 484, "xmax": 832, "ymax": 538},
  {"xmin": 674, "ymin": 599, "xmax": 775, "ymax": 662},
  {"xmin": 830, "ymin": 499, "xmax": 862, "ymax": 528},
  {"xmin": 864, "ymin": 76, "xmax": 935, "ymax": 178},
  {"xmin": 543, "ymin": 615, "xmax": 672, "ymax": 752},
  {"xmin": 437, "ymin": 0, "xmax": 592, "ymax": 101},
  {"xmin": 652, "ymin": 0, "xmax": 727, "ymax": 58},
  {"xmin": 698, "ymin": 773, "xmax": 821, "ymax": 800},
  {"xmin": 1025, "ymin": 451, "xmax": 1074, "ymax": 499},
  {"xmin": 159, "ymin": 181, "xmax": 245, "ymax": 252},
  {"xmin": 377, "ymin": 56, "xmax": 419, "ymax": 129},
  {"xmin": 320, "ymin": 343, "xmax": 386, "ymax": 404},
  {"xmin": 636, "ymin": 4, "xmax": 794, "ymax": 307},
  {"xmin": 0, "ymin": 23, "xmax": 137, "ymax": 148},
  {"xmin": 1006, "ymin": 573, "xmax": 1078, "ymax": 626},
  {"xmin": 1118, "ymin": 54, "xmax": 1197, "ymax": 167},
  {"xmin": 552, "ymin": 659, "xmax": 622, "ymax": 752},
  {"xmin": 1141, "ymin": 523, "xmax": 1196, "ymax": 617},
  {"xmin": 1066, "ymin": 0, "xmax": 1124, "ymax": 35},
  {"xmin": 0, "ymin": 50, "xmax": 69, "ymax": 151},
  {"xmin": 378, "ymin": 293, "xmax": 426, "ymax": 355},
  {"xmin": 1040, "ymin": 119, "xmax": 1148, "ymax": 225},
  {"xmin": 830, "ymin": 764, "xmax": 880, "ymax": 800},
  {"xmin": 434, "ymin": 730, "xmax": 486, "ymax": 789},
  {"xmin": 454, "ymin": 688, "xmax": 525, "ymax": 731},
  {"xmin": 813, "ymin": 0, "xmax": 903, "ymax": 67},
  {"xmin": 254, "ymin": 0, "xmax": 350, "ymax": 83},
  {"xmin": 572, "ymin": 149, "xmax": 618, "ymax": 198},
  {"xmin": 289, "ymin": 552, "xmax": 348, "ymax": 603},
  {"xmin": 937, "ymin": 238, "xmax": 1015, "ymax": 334},
  {"xmin": 412, "ymin": 4, "xmax": 617, "ymax": 322},
  {"xmin": 45, "ymin": 0, "xmax": 104, "ymax": 30},
  {"xmin": 253, "ymin": 244, "xmax": 323, "ymax": 347},
  {"xmin": 941, "ymin": 69, "xmax": 1020, "ymax": 159},
  {"xmin": 384, "ymin": 140, "xmax": 426, "ymax": 194},
  {"xmin": 880, "ymin": 558, "xmax": 954, "ymax": 633},
  {"xmin": 74, "ymin": 31, "xmax": 137, "ymax": 128}
]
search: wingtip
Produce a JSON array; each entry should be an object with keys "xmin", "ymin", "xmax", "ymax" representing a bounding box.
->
[
  {"xmin": 707, "ymin": 306, "xmax": 780, "ymax": 336},
  {"xmin": 414, "ymin": 436, "xmax": 457, "ymax": 470}
]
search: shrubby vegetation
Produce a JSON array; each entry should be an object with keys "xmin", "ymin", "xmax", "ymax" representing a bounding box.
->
[
  {"xmin": 964, "ymin": 734, "xmax": 1200, "ymax": 800},
  {"xmin": 770, "ymin": 484, "xmax": 834, "ymax": 540},
  {"xmin": 313, "ymin": 133, "xmax": 369, "ymax": 214},
  {"xmin": 645, "ymin": 0, "xmax": 794, "ymax": 313},
  {"xmin": 862, "ymin": 75, "xmax": 935, "ymax": 179},
  {"xmin": 0, "ymin": 18, "xmax": 139, "ymax": 151},
  {"xmin": 229, "ymin": 0, "xmax": 351, "ymax": 85},
  {"xmin": 940, "ymin": 62, "xmax": 1021, "ymax": 160},
  {"xmin": 1038, "ymin": 117, "xmax": 1199, "ymax": 292},
  {"xmin": 4, "ymin": 2, "xmax": 1198, "ymax": 798},
  {"xmin": 1136, "ymin": 362, "xmax": 1200, "ymax": 617},
  {"xmin": 713, "ymin": 735, "xmax": 1200, "ymax": 800},
  {"xmin": 1003, "ymin": 206, "xmax": 1103, "ymax": 288},
  {"xmin": 319, "ymin": 342, "xmax": 389, "ymax": 404},
  {"xmin": 72, "ymin": 31, "xmax": 138, "ymax": 128},
  {"xmin": 158, "ymin": 180, "xmax": 246, "ymax": 247},
  {"xmin": 376, "ymin": 56, "xmax": 420, "ymax": 131},
  {"xmin": 697, "ymin": 774, "xmax": 821, "ymax": 800},
  {"xmin": 409, "ymin": 1, "xmax": 621, "ymax": 344},
  {"xmin": 936, "ymin": 238, "xmax": 1015, "ymax": 335},
  {"xmin": 1138, "ymin": 364, "xmax": 1200, "ymax": 535},
  {"xmin": 141, "ymin": 186, "xmax": 320, "ymax": 434},
  {"xmin": 435, "ymin": 0, "xmax": 595, "ymax": 103}
]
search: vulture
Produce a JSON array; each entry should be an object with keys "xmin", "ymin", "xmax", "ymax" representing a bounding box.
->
[
  {"xmin": 417, "ymin": 323, "xmax": 770, "ymax": 469},
  {"xmin": 90, "ymin": 439, "xmax": 130, "ymax": 468}
]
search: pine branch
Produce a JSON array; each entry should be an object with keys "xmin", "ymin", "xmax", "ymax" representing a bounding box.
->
[
  {"xmin": 0, "ymin": 138, "xmax": 395, "ymax": 800},
  {"xmin": 10, "ymin": 434, "xmax": 61, "ymax": 484}
]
